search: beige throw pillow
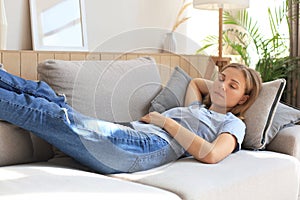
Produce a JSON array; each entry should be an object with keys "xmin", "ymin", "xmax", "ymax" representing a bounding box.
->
[
  {"xmin": 38, "ymin": 57, "xmax": 161, "ymax": 122},
  {"xmin": 242, "ymin": 79, "xmax": 286, "ymax": 150}
]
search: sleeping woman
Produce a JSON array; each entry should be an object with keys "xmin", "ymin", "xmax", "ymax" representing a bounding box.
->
[{"xmin": 0, "ymin": 63, "xmax": 262, "ymax": 174}]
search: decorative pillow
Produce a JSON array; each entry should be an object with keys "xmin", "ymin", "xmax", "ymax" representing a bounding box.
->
[
  {"xmin": 266, "ymin": 102, "xmax": 300, "ymax": 144},
  {"xmin": 242, "ymin": 79, "xmax": 286, "ymax": 150},
  {"xmin": 38, "ymin": 57, "xmax": 161, "ymax": 122},
  {"xmin": 149, "ymin": 66, "xmax": 192, "ymax": 113}
]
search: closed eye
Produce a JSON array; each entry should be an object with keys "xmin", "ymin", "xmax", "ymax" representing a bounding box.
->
[{"xmin": 230, "ymin": 84, "xmax": 238, "ymax": 89}]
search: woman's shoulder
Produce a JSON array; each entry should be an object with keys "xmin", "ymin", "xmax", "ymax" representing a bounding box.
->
[{"xmin": 225, "ymin": 112, "xmax": 246, "ymax": 126}]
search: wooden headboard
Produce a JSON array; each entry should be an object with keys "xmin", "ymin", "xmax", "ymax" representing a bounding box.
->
[{"xmin": 0, "ymin": 50, "xmax": 217, "ymax": 84}]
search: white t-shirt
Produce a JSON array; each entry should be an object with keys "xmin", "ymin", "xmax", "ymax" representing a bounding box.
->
[{"xmin": 131, "ymin": 102, "xmax": 246, "ymax": 156}]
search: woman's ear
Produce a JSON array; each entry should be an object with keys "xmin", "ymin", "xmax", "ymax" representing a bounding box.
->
[{"xmin": 238, "ymin": 95, "xmax": 249, "ymax": 105}]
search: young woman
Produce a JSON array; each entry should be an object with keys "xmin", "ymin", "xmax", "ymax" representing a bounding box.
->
[{"xmin": 0, "ymin": 63, "xmax": 262, "ymax": 174}]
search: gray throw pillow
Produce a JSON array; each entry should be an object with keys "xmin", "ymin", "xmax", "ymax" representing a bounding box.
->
[
  {"xmin": 149, "ymin": 66, "xmax": 192, "ymax": 113},
  {"xmin": 266, "ymin": 102, "xmax": 300, "ymax": 144}
]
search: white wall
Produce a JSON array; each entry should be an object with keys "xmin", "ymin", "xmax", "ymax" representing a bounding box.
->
[
  {"xmin": 85, "ymin": 0, "xmax": 177, "ymax": 52},
  {"xmin": 5, "ymin": 0, "xmax": 32, "ymax": 50},
  {"xmin": 4, "ymin": 0, "xmax": 278, "ymax": 55},
  {"xmin": 4, "ymin": 0, "xmax": 201, "ymax": 53}
]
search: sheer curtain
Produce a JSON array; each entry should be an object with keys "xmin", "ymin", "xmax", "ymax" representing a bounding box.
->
[{"xmin": 287, "ymin": 0, "xmax": 300, "ymax": 107}]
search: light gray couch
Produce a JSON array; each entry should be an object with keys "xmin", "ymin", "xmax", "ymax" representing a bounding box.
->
[{"xmin": 0, "ymin": 57, "xmax": 299, "ymax": 200}]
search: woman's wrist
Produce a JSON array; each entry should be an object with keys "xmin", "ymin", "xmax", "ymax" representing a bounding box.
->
[
  {"xmin": 163, "ymin": 118, "xmax": 181, "ymax": 137},
  {"xmin": 149, "ymin": 112, "xmax": 167, "ymax": 128}
]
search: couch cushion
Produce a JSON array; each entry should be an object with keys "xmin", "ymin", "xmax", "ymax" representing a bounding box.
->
[
  {"xmin": 0, "ymin": 121, "xmax": 53, "ymax": 166},
  {"xmin": 112, "ymin": 151, "xmax": 300, "ymax": 200},
  {"xmin": 37, "ymin": 57, "xmax": 161, "ymax": 122},
  {"xmin": 0, "ymin": 162, "xmax": 181, "ymax": 200},
  {"xmin": 0, "ymin": 121, "xmax": 33, "ymax": 166},
  {"xmin": 267, "ymin": 102, "xmax": 300, "ymax": 144},
  {"xmin": 267, "ymin": 125, "xmax": 300, "ymax": 160}
]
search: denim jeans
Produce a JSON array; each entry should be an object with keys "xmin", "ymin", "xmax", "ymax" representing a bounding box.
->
[{"xmin": 0, "ymin": 70, "xmax": 180, "ymax": 174}]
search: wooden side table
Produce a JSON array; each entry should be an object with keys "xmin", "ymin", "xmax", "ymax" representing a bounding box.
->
[{"xmin": 211, "ymin": 56, "xmax": 231, "ymax": 71}]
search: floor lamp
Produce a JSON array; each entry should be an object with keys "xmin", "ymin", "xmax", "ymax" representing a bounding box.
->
[{"xmin": 193, "ymin": 0, "xmax": 249, "ymax": 70}]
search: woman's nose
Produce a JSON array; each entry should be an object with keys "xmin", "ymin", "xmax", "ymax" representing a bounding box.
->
[{"xmin": 221, "ymin": 82, "xmax": 226, "ymax": 91}]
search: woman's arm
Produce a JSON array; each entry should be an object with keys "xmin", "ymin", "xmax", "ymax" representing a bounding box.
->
[
  {"xmin": 140, "ymin": 112, "xmax": 237, "ymax": 164},
  {"xmin": 184, "ymin": 78, "xmax": 213, "ymax": 107},
  {"xmin": 163, "ymin": 117, "xmax": 236, "ymax": 163}
]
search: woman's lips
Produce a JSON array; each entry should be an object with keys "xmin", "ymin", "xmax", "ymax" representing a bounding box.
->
[{"xmin": 214, "ymin": 91, "xmax": 224, "ymax": 98}]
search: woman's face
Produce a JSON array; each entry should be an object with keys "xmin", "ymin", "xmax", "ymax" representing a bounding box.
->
[{"xmin": 210, "ymin": 67, "xmax": 249, "ymax": 113}]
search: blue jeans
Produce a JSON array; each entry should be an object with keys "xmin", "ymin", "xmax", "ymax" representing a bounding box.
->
[{"xmin": 0, "ymin": 70, "xmax": 180, "ymax": 174}]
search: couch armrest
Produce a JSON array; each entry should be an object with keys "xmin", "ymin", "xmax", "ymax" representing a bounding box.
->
[
  {"xmin": 266, "ymin": 125, "xmax": 300, "ymax": 160},
  {"xmin": 0, "ymin": 120, "xmax": 53, "ymax": 166}
]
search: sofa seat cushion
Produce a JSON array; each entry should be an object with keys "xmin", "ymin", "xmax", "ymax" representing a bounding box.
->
[
  {"xmin": 112, "ymin": 150, "xmax": 300, "ymax": 200},
  {"xmin": 0, "ymin": 162, "xmax": 181, "ymax": 200},
  {"xmin": 267, "ymin": 125, "xmax": 300, "ymax": 160}
]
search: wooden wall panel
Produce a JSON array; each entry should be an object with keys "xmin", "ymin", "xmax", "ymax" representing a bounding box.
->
[
  {"xmin": 150, "ymin": 55, "xmax": 160, "ymax": 64},
  {"xmin": 125, "ymin": 53, "xmax": 138, "ymax": 60},
  {"xmin": 100, "ymin": 53, "xmax": 116, "ymax": 60},
  {"xmin": 38, "ymin": 52, "xmax": 55, "ymax": 63},
  {"xmin": 117, "ymin": 53, "xmax": 125, "ymax": 60},
  {"xmin": 70, "ymin": 53, "xmax": 87, "ymax": 61},
  {"xmin": 20, "ymin": 52, "xmax": 38, "ymax": 80},
  {"xmin": 188, "ymin": 55, "xmax": 201, "ymax": 78},
  {"xmin": 2, "ymin": 51, "xmax": 21, "ymax": 76},
  {"xmin": 203, "ymin": 56, "xmax": 218, "ymax": 80},
  {"xmin": 54, "ymin": 53, "xmax": 70, "ymax": 60},
  {"xmin": 159, "ymin": 55, "xmax": 172, "ymax": 85},
  {"xmin": 86, "ymin": 53, "xmax": 101, "ymax": 60},
  {"xmin": 179, "ymin": 56, "xmax": 190, "ymax": 76},
  {"xmin": 170, "ymin": 55, "xmax": 180, "ymax": 69},
  {"xmin": 0, "ymin": 50, "xmax": 217, "ymax": 82}
]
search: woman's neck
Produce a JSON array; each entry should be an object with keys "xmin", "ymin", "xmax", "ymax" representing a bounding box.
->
[{"xmin": 209, "ymin": 104, "xmax": 230, "ymax": 114}]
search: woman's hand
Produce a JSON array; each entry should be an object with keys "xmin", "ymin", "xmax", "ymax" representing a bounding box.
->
[
  {"xmin": 184, "ymin": 78, "xmax": 213, "ymax": 107},
  {"xmin": 140, "ymin": 111, "xmax": 167, "ymax": 128}
]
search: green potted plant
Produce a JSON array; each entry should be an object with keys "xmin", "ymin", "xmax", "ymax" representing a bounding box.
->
[{"xmin": 197, "ymin": 0, "xmax": 300, "ymax": 82}]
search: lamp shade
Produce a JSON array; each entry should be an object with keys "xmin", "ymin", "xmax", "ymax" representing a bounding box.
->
[{"xmin": 193, "ymin": 0, "xmax": 249, "ymax": 10}]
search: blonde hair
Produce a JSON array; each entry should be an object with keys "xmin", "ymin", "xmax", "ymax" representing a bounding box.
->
[{"xmin": 204, "ymin": 63, "xmax": 262, "ymax": 120}]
